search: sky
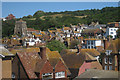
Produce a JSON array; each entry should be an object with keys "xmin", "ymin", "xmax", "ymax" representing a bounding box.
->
[{"xmin": 2, "ymin": 2, "xmax": 119, "ymax": 18}]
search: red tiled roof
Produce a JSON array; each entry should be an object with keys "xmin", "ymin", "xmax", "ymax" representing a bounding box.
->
[
  {"xmin": 16, "ymin": 47, "xmax": 70, "ymax": 79},
  {"xmin": 62, "ymin": 52, "xmax": 97, "ymax": 69},
  {"xmin": 27, "ymin": 28, "xmax": 35, "ymax": 32},
  {"xmin": 17, "ymin": 52, "xmax": 40, "ymax": 79}
]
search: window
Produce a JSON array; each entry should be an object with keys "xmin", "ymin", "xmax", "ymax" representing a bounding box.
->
[
  {"xmin": 105, "ymin": 50, "xmax": 112, "ymax": 55},
  {"xmin": 88, "ymin": 46, "xmax": 90, "ymax": 49},
  {"xmin": 42, "ymin": 73, "xmax": 53, "ymax": 79},
  {"xmin": 111, "ymin": 32, "xmax": 113, "ymax": 34},
  {"xmin": 104, "ymin": 58, "xmax": 108, "ymax": 64},
  {"xmin": 75, "ymin": 28, "xmax": 77, "ymax": 31},
  {"xmin": 12, "ymin": 73, "xmax": 15, "ymax": 78},
  {"xmin": 91, "ymin": 46, "xmax": 93, "ymax": 48},
  {"xmin": 109, "ymin": 66, "xmax": 112, "ymax": 70},
  {"xmin": 109, "ymin": 58, "xmax": 112, "ymax": 64},
  {"xmin": 88, "ymin": 41, "xmax": 90, "ymax": 45},
  {"xmin": 55, "ymin": 71, "xmax": 65, "ymax": 78},
  {"xmin": 105, "ymin": 66, "xmax": 108, "ymax": 70},
  {"xmin": 91, "ymin": 41, "xmax": 93, "ymax": 44}
]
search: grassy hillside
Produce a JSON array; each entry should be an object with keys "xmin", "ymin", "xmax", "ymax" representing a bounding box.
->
[{"xmin": 2, "ymin": 7, "xmax": 120, "ymax": 38}]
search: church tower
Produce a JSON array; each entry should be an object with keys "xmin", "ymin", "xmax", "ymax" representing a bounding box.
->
[{"xmin": 14, "ymin": 19, "xmax": 27, "ymax": 37}]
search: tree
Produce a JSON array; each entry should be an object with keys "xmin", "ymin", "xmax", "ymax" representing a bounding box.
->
[
  {"xmin": 46, "ymin": 40, "xmax": 67, "ymax": 52},
  {"xmin": 69, "ymin": 39, "xmax": 79, "ymax": 49},
  {"xmin": 117, "ymin": 29, "xmax": 120, "ymax": 38}
]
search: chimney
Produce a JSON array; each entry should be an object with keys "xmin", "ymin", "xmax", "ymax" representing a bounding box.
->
[
  {"xmin": 39, "ymin": 46, "xmax": 46, "ymax": 60},
  {"xmin": 103, "ymin": 39, "xmax": 110, "ymax": 50},
  {"xmin": 77, "ymin": 44, "xmax": 81, "ymax": 53}
]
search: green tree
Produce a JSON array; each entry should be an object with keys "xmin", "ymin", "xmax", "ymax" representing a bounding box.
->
[
  {"xmin": 69, "ymin": 39, "xmax": 79, "ymax": 49},
  {"xmin": 117, "ymin": 29, "xmax": 120, "ymax": 38},
  {"xmin": 46, "ymin": 40, "xmax": 67, "ymax": 52}
]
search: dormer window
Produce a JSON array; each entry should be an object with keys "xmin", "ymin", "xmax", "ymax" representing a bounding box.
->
[{"xmin": 105, "ymin": 50, "xmax": 112, "ymax": 55}]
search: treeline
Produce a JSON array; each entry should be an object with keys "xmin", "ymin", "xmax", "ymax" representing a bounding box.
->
[{"xmin": 2, "ymin": 7, "xmax": 120, "ymax": 38}]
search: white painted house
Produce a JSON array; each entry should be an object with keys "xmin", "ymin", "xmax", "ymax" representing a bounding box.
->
[
  {"xmin": 82, "ymin": 39, "xmax": 102, "ymax": 49},
  {"xmin": 104, "ymin": 27, "xmax": 118, "ymax": 39},
  {"xmin": 23, "ymin": 38, "xmax": 41, "ymax": 46}
]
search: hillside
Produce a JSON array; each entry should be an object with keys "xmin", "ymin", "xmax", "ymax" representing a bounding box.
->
[{"xmin": 2, "ymin": 7, "xmax": 120, "ymax": 38}]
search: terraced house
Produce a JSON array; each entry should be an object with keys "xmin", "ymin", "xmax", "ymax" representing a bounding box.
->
[
  {"xmin": 61, "ymin": 48, "xmax": 102, "ymax": 79},
  {"xmin": 100, "ymin": 39, "xmax": 120, "ymax": 71},
  {"xmin": 12, "ymin": 47, "xmax": 70, "ymax": 80}
]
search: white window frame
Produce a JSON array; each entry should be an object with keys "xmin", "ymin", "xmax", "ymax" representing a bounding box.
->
[
  {"xmin": 104, "ymin": 58, "xmax": 108, "ymax": 64},
  {"xmin": 42, "ymin": 73, "xmax": 53, "ymax": 79},
  {"xmin": 109, "ymin": 58, "xmax": 112, "ymax": 64},
  {"xmin": 55, "ymin": 71, "xmax": 65, "ymax": 78}
]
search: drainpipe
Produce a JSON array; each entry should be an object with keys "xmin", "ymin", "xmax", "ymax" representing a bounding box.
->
[{"xmin": 53, "ymin": 67, "xmax": 55, "ymax": 80}]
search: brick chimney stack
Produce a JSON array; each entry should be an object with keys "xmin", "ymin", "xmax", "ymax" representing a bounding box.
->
[{"xmin": 39, "ymin": 46, "xmax": 46, "ymax": 60}]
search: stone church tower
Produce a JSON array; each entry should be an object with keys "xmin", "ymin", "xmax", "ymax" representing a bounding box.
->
[{"xmin": 14, "ymin": 19, "xmax": 27, "ymax": 36}]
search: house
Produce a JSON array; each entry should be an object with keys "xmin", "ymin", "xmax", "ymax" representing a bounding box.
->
[
  {"xmin": 104, "ymin": 27, "xmax": 118, "ymax": 39},
  {"xmin": 107, "ymin": 22, "xmax": 120, "ymax": 28},
  {"xmin": 12, "ymin": 47, "xmax": 70, "ymax": 79},
  {"xmin": 81, "ymin": 28, "xmax": 103, "ymax": 38},
  {"xmin": 61, "ymin": 49, "xmax": 102, "ymax": 79},
  {"xmin": 74, "ymin": 69, "xmax": 119, "ymax": 80},
  {"xmin": 0, "ymin": 54, "xmax": 3, "ymax": 80},
  {"xmin": 62, "ymin": 26, "xmax": 72, "ymax": 38},
  {"xmin": 27, "ymin": 28, "xmax": 40, "ymax": 37},
  {"xmin": 100, "ymin": 39, "xmax": 120, "ymax": 71},
  {"xmin": 82, "ymin": 38, "xmax": 104, "ymax": 50},
  {"xmin": 23, "ymin": 37, "xmax": 42, "ymax": 47},
  {"xmin": 55, "ymin": 28, "xmax": 65, "ymax": 42},
  {"xmin": 0, "ymin": 45, "xmax": 14, "ymax": 79},
  {"xmin": 5, "ymin": 14, "xmax": 15, "ymax": 20},
  {"xmin": 70, "ymin": 24, "xmax": 81, "ymax": 37}
]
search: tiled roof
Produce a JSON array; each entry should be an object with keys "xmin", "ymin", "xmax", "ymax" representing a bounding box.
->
[
  {"xmin": 35, "ymin": 48, "xmax": 71, "ymax": 74},
  {"xmin": 27, "ymin": 28, "xmax": 35, "ymax": 32},
  {"xmin": 0, "ymin": 46, "xmax": 14, "ymax": 56},
  {"xmin": 17, "ymin": 52, "xmax": 39, "ymax": 79},
  {"xmin": 102, "ymin": 39, "xmax": 120, "ymax": 54},
  {"xmin": 84, "ymin": 38, "xmax": 102, "ymax": 40},
  {"xmin": 82, "ymin": 28, "xmax": 102, "ymax": 33},
  {"xmin": 75, "ymin": 69, "xmax": 118, "ymax": 79},
  {"xmin": 64, "ymin": 27, "xmax": 71, "ymax": 30},
  {"xmin": 16, "ymin": 47, "xmax": 70, "ymax": 78},
  {"xmin": 62, "ymin": 52, "xmax": 97, "ymax": 69},
  {"xmin": 80, "ymin": 49, "xmax": 100, "ymax": 57},
  {"xmin": 10, "ymin": 47, "xmax": 40, "ymax": 54},
  {"xmin": 34, "ymin": 34, "xmax": 42, "ymax": 37}
]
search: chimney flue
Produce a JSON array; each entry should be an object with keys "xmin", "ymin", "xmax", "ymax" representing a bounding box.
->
[{"xmin": 39, "ymin": 46, "xmax": 46, "ymax": 59}]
